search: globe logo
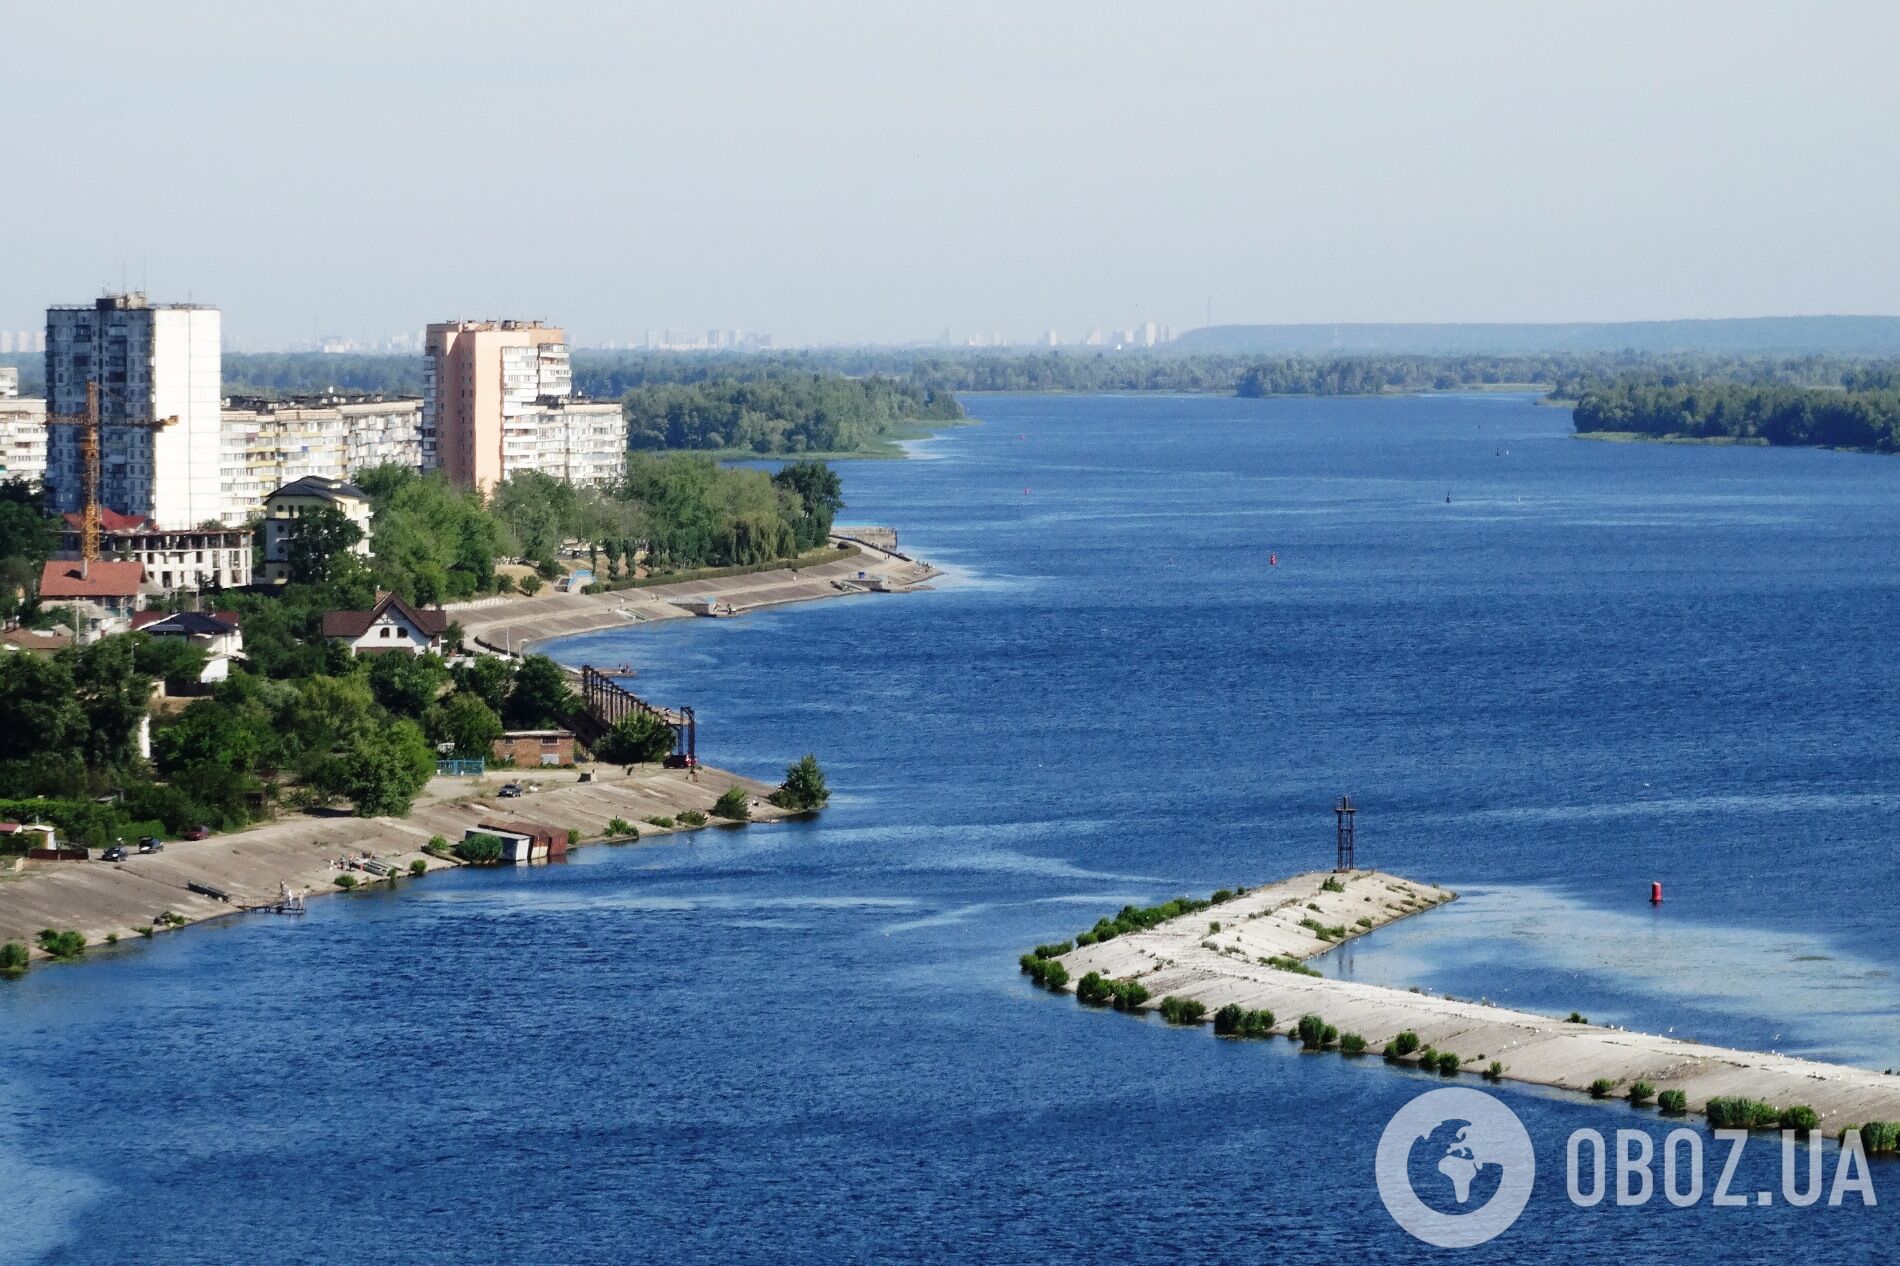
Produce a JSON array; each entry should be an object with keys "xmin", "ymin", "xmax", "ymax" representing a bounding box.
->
[{"xmin": 1375, "ymin": 1087, "xmax": 1536, "ymax": 1247}]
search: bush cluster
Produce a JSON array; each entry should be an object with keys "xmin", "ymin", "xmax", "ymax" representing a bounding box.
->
[
  {"xmin": 1018, "ymin": 954, "xmax": 1069, "ymax": 991},
  {"xmin": 1076, "ymin": 896, "xmax": 1213, "ymax": 947},
  {"xmin": 1657, "ymin": 1089, "xmax": 1689, "ymax": 1116},
  {"xmin": 0, "ymin": 940, "xmax": 28, "ymax": 975},
  {"xmin": 1627, "ymin": 1081, "xmax": 1655, "ymax": 1105},
  {"xmin": 1263, "ymin": 955, "xmax": 1320, "ymax": 977},
  {"xmin": 1589, "ymin": 1078, "xmax": 1617, "ymax": 1099},
  {"xmin": 1296, "ymin": 1014, "xmax": 1338, "ymax": 1050},
  {"xmin": 677, "ymin": 810, "xmax": 708, "ymax": 827},
  {"xmin": 1298, "ymin": 917, "xmax": 1346, "ymax": 941},
  {"xmin": 35, "ymin": 928, "xmax": 84, "ymax": 960},
  {"xmin": 1851, "ymin": 1121, "xmax": 1900, "ymax": 1153},
  {"xmin": 1158, "ymin": 996, "xmax": 1208, "ymax": 1026},
  {"xmin": 1383, "ymin": 1031, "xmax": 1422, "ymax": 1061},
  {"xmin": 1212, "ymin": 1004, "xmax": 1276, "ymax": 1038},
  {"xmin": 1703, "ymin": 1097, "xmax": 1783, "ymax": 1130}
]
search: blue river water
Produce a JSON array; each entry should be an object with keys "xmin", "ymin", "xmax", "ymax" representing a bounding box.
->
[{"xmin": 4, "ymin": 392, "xmax": 1899, "ymax": 1262}]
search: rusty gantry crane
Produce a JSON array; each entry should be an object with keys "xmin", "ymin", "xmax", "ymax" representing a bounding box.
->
[{"xmin": 43, "ymin": 380, "xmax": 177, "ymax": 563}]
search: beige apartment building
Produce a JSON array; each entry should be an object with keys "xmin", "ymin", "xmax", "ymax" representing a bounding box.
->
[
  {"xmin": 424, "ymin": 320, "xmax": 623, "ymax": 491},
  {"xmin": 218, "ymin": 394, "xmax": 423, "ymax": 523}
]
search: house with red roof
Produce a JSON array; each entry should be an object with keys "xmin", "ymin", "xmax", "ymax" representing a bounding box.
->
[
  {"xmin": 38, "ymin": 559, "xmax": 146, "ymax": 637},
  {"xmin": 320, "ymin": 592, "xmax": 450, "ymax": 655}
]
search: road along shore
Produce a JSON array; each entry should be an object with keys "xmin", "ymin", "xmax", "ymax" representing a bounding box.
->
[
  {"xmin": 1049, "ymin": 869, "xmax": 1900, "ymax": 1138},
  {"xmin": 449, "ymin": 534, "xmax": 939, "ymax": 655},
  {"xmin": 0, "ymin": 764, "xmax": 785, "ymax": 964}
]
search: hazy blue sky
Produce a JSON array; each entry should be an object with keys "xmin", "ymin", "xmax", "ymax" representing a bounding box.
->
[{"xmin": 6, "ymin": 1, "xmax": 1898, "ymax": 347}]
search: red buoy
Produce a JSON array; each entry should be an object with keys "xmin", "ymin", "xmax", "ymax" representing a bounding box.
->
[{"xmin": 1650, "ymin": 881, "xmax": 1663, "ymax": 905}]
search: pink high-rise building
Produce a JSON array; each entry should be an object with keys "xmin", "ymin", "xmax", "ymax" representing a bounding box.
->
[{"xmin": 423, "ymin": 319, "xmax": 567, "ymax": 490}]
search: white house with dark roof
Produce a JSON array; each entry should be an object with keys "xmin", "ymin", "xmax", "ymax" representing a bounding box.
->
[
  {"xmin": 320, "ymin": 592, "xmax": 449, "ymax": 655},
  {"xmin": 133, "ymin": 609, "xmax": 245, "ymax": 682},
  {"xmin": 261, "ymin": 476, "xmax": 374, "ymax": 583}
]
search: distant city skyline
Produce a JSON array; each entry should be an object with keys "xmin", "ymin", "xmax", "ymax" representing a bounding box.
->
[{"xmin": 5, "ymin": 3, "xmax": 1900, "ymax": 346}]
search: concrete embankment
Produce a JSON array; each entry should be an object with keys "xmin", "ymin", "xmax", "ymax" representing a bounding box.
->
[
  {"xmin": 0, "ymin": 764, "xmax": 783, "ymax": 961},
  {"xmin": 1053, "ymin": 869, "xmax": 1900, "ymax": 1137},
  {"xmin": 449, "ymin": 535, "xmax": 938, "ymax": 654}
]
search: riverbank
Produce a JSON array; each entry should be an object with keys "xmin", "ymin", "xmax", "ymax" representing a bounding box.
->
[
  {"xmin": 1048, "ymin": 869, "xmax": 1900, "ymax": 1138},
  {"xmin": 449, "ymin": 532, "xmax": 939, "ymax": 655},
  {"xmin": 0, "ymin": 762, "xmax": 788, "ymax": 966},
  {"xmin": 1574, "ymin": 430, "xmax": 1770, "ymax": 446}
]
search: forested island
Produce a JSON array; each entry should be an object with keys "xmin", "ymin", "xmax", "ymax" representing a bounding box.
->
[
  {"xmin": 1571, "ymin": 380, "xmax": 1900, "ymax": 452},
  {"xmin": 621, "ymin": 375, "xmax": 962, "ymax": 454}
]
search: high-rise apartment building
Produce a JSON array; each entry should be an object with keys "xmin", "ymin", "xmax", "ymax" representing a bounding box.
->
[
  {"xmin": 44, "ymin": 293, "xmax": 222, "ymax": 529},
  {"xmin": 0, "ymin": 395, "xmax": 46, "ymax": 484},
  {"xmin": 423, "ymin": 320, "xmax": 623, "ymax": 490}
]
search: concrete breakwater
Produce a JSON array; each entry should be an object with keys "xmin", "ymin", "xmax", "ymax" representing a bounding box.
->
[{"xmin": 1048, "ymin": 869, "xmax": 1900, "ymax": 1138}]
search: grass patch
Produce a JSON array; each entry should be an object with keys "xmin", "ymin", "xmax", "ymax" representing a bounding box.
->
[
  {"xmin": 1298, "ymin": 917, "xmax": 1347, "ymax": 941},
  {"xmin": 644, "ymin": 816, "xmax": 675, "ymax": 829},
  {"xmin": 1321, "ymin": 876, "xmax": 1345, "ymax": 893},
  {"xmin": 1263, "ymin": 954, "xmax": 1321, "ymax": 977},
  {"xmin": 677, "ymin": 810, "xmax": 707, "ymax": 827}
]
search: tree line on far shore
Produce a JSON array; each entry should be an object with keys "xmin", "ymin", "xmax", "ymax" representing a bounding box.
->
[{"xmin": 1571, "ymin": 380, "xmax": 1900, "ymax": 451}]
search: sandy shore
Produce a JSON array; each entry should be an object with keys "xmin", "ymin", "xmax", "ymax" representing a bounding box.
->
[
  {"xmin": 449, "ymin": 533, "xmax": 939, "ymax": 655},
  {"xmin": 0, "ymin": 763, "xmax": 787, "ymax": 963},
  {"xmin": 1055, "ymin": 870, "xmax": 1900, "ymax": 1136}
]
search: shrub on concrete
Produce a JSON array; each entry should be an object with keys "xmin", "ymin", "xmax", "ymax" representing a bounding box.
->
[
  {"xmin": 1041, "ymin": 960, "xmax": 1069, "ymax": 991},
  {"xmin": 0, "ymin": 941, "xmax": 27, "ymax": 975},
  {"xmin": 606, "ymin": 818, "xmax": 638, "ymax": 839},
  {"xmin": 1263, "ymin": 955, "xmax": 1320, "ymax": 977},
  {"xmin": 1298, "ymin": 918, "xmax": 1346, "ymax": 941},
  {"xmin": 1159, "ymin": 996, "xmax": 1207, "ymax": 1025},
  {"xmin": 1076, "ymin": 971, "xmax": 1113, "ymax": 1006},
  {"xmin": 1339, "ymin": 1033, "xmax": 1367, "ymax": 1056},
  {"xmin": 454, "ymin": 832, "xmax": 504, "ymax": 864},
  {"xmin": 1628, "ymin": 1081, "xmax": 1656, "ymax": 1106},
  {"xmin": 711, "ymin": 788, "xmax": 751, "ymax": 820},
  {"xmin": 1705, "ymin": 1097, "xmax": 1782, "ymax": 1130},
  {"xmin": 1033, "ymin": 941, "xmax": 1072, "ymax": 959},
  {"xmin": 36, "ymin": 929, "xmax": 85, "ymax": 960},
  {"xmin": 409, "ymin": 859, "xmax": 428, "ymax": 876},
  {"xmin": 424, "ymin": 834, "xmax": 452, "ymax": 857},
  {"xmin": 1657, "ymin": 1090, "xmax": 1689, "ymax": 1116},
  {"xmin": 333, "ymin": 874, "xmax": 358, "ymax": 890},
  {"xmin": 1589, "ymin": 1078, "xmax": 1616, "ymax": 1099},
  {"xmin": 644, "ymin": 816, "xmax": 676, "ymax": 829},
  {"xmin": 1566, "ymin": 1012, "xmax": 1589, "ymax": 1024},
  {"xmin": 1109, "ymin": 979, "xmax": 1150, "ymax": 1011},
  {"xmin": 566, "ymin": 828, "xmax": 582, "ymax": 846},
  {"xmin": 1390, "ymin": 1031, "xmax": 1422, "ymax": 1057},
  {"xmin": 1321, "ymin": 876, "xmax": 1345, "ymax": 893},
  {"xmin": 1078, "ymin": 895, "xmax": 1215, "ymax": 946},
  {"xmin": 1214, "ymin": 1005, "xmax": 1276, "ymax": 1038},
  {"xmin": 677, "ymin": 810, "xmax": 708, "ymax": 827},
  {"xmin": 1434, "ymin": 1051, "xmax": 1460, "ymax": 1076},
  {"xmin": 1779, "ymin": 1105, "xmax": 1819, "ymax": 1135},
  {"xmin": 1852, "ymin": 1121, "xmax": 1900, "ymax": 1153},
  {"xmin": 1484, "ymin": 1061, "xmax": 1504, "ymax": 1082},
  {"xmin": 1297, "ymin": 1014, "xmax": 1337, "ymax": 1051}
]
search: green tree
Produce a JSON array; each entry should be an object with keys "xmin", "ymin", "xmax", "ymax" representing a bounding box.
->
[
  {"xmin": 66, "ymin": 637, "xmax": 152, "ymax": 767},
  {"xmin": 285, "ymin": 503, "xmax": 365, "ymax": 584},
  {"xmin": 131, "ymin": 632, "xmax": 209, "ymax": 689},
  {"xmin": 711, "ymin": 786, "xmax": 750, "ymax": 820},
  {"xmin": 593, "ymin": 711, "xmax": 675, "ymax": 766},
  {"xmin": 366, "ymin": 650, "xmax": 449, "ymax": 717},
  {"xmin": 320, "ymin": 719, "xmax": 436, "ymax": 817},
  {"xmin": 0, "ymin": 653, "xmax": 84, "ymax": 763},
  {"xmin": 427, "ymin": 691, "xmax": 504, "ymax": 758},
  {"xmin": 771, "ymin": 754, "xmax": 830, "ymax": 810},
  {"xmin": 519, "ymin": 574, "xmax": 544, "ymax": 597},
  {"xmin": 504, "ymin": 655, "xmax": 574, "ymax": 729},
  {"xmin": 452, "ymin": 655, "xmax": 516, "ymax": 713},
  {"xmin": 771, "ymin": 461, "xmax": 844, "ymax": 549}
]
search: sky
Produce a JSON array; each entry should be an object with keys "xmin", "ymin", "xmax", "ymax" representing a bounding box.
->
[{"xmin": 5, "ymin": 0, "xmax": 1898, "ymax": 348}]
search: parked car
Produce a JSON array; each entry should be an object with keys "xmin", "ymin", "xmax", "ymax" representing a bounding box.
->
[
  {"xmin": 101, "ymin": 844, "xmax": 128, "ymax": 862},
  {"xmin": 498, "ymin": 783, "xmax": 524, "ymax": 799},
  {"xmin": 137, "ymin": 836, "xmax": 165, "ymax": 854},
  {"xmin": 183, "ymin": 825, "xmax": 211, "ymax": 841}
]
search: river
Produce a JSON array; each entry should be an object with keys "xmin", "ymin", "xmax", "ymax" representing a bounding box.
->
[{"xmin": 3, "ymin": 392, "xmax": 1896, "ymax": 1262}]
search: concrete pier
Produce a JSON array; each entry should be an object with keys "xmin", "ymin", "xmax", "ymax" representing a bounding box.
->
[{"xmin": 1053, "ymin": 870, "xmax": 1900, "ymax": 1137}]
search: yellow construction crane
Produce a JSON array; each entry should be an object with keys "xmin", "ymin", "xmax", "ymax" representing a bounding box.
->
[{"xmin": 43, "ymin": 381, "xmax": 177, "ymax": 562}]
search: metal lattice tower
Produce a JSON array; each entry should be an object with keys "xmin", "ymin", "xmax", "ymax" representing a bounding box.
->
[{"xmin": 1334, "ymin": 795, "xmax": 1356, "ymax": 872}]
